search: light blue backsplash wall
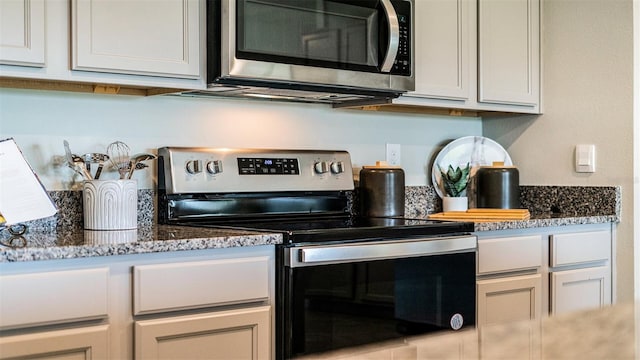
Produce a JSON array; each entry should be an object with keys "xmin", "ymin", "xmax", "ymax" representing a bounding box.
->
[{"xmin": 0, "ymin": 88, "xmax": 482, "ymax": 190}]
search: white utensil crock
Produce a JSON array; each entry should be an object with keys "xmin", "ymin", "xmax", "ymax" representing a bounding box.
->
[{"xmin": 83, "ymin": 179, "xmax": 137, "ymax": 230}]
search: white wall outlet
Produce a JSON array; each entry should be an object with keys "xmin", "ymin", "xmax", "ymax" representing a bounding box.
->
[
  {"xmin": 575, "ymin": 144, "xmax": 596, "ymax": 173},
  {"xmin": 386, "ymin": 143, "xmax": 401, "ymax": 165}
]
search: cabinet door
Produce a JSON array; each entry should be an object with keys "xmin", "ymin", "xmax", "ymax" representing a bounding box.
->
[
  {"xmin": 135, "ymin": 306, "xmax": 271, "ymax": 360},
  {"xmin": 0, "ymin": 0, "xmax": 45, "ymax": 67},
  {"xmin": 71, "ymin": 0, "xmax": 200, "ymax": 78},
  {"xmin": 478, "ymin": 0, "xmax": 540, "ymax": 106},
  {"xmin": 409, "ymin": 0, "xmax": 473, "ymax": 101},
  {"xmin": 477, "ymin": 273, "xmax": 542, "ymax": 327},
  {"xmin": 551, "ymin": 266, "xmax": 611, "ymax": 316},
  {"xmin": 0, "ymin": 325, "xmax": 109, "ymax": 360}
]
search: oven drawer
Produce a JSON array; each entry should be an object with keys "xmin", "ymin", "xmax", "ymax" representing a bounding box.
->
[
  {"xmin": 133, "ymin": 257, "xmax": 270, "ymax": 315},
  {"xmin": 478, "ymin": 235, "xmax": 543, "ymax": 275}
]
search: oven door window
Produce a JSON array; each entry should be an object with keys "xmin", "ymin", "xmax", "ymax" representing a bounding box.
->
[
  {"xmin": 285, "ymin": 252, "xmax": 476, "ymax": 357},
  {"xmin": 237, "ymin": 0, "xmax": 385, "ymax": 72}
]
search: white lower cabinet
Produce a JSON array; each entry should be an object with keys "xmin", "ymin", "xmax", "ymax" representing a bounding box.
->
[
  {"xmin": 549, "ymin": 229, "xmax": 612, "ymax": 315},
  {"xmin": 132, "ymin": 255, "xmax": 273, "ymax": 359},
  {"xmin": 0, "ymin": 324, "xmax": 109, "ymax": 360},
  {"xmin": 477, "ymin": 274, "xmax": 543, "ymax": 326},
  {"xmin": 476, "ymin": 234, "xmax": 543, "ymax": 327},
  {"xmin": 550, "ymin": 266, "xmax": 610, "ymax": 315},
  {"xmin": 476, "ymin": 224, "xmax": 614, "ymax": 326},
  {"xmin": 135, "ymin": 306, "xmax": 271, "ymax": 360},
  {"xmin": 0, "ymin": 246, "xmax": 274, "ymax": 360}
]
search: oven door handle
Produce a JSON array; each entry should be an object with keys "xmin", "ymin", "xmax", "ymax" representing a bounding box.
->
[{"xmin": 286, "ymin": 235, "xmax": 476, "ymax": 267}]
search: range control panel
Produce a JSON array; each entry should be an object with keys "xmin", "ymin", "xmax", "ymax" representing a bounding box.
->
[
  {"xmin": 158, "ymin": 147, "xmax": 354, "ymax": 194},
  {"xmin": 237, "ymin": 157, "xmax": 300, "ymax": 175}
]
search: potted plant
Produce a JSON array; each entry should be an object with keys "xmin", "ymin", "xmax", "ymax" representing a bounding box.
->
[{"xmin": 438, "ymin": 163, "xmax": 470, "ymax": 212}]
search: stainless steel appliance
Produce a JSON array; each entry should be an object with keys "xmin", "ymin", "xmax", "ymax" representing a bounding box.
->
[
  {"xmin": 185, "ymin": 0, "xmax": 414, "ymax": 106},
  {"xmin": 157, "ymin": 147, "xmax": 476, "ymax": 359}
]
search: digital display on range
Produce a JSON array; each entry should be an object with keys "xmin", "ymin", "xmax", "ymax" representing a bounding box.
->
[{"xmin": 237, "ymin": 157, "xmax": 299, "ymax": 175}]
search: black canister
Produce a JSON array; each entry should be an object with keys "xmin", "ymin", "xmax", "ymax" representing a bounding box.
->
[
  {"xmin": 476, "ymin": 164, "xmax": 520, "ymax": 209},
  {"xmin": 359, "ymin": 162, "xmax": 405, "ymax": 217}
]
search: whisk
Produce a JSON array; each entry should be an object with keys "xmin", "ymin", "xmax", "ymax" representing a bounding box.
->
[{"xmin": 106, "ymin": 141, "xmax": 131, "ymax": 179}]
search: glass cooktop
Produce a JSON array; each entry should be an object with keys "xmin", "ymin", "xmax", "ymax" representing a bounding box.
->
[{"xmin": 175, "ymin": 216, "xmax": 474, "ymax": 245}]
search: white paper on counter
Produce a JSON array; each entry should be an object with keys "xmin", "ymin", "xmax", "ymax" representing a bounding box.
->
[{"xmin": 0, "ymin": 138, "xmax": 57, "ymax": 224}]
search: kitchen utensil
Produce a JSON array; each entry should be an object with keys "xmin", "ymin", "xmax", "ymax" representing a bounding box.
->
[
  {"xmin": 63, "ymin": 140, "xmax": 74, "ymax": 167},
  {"xmin": 71, "ymin": 154, "xmax": 93, "ymax": 180},
  {"xmin": 126, "ymin": 153, "xmax": 156, "ymax": 179},
  {"xmin": 63, "ymin": 140, "xmax": 92, "ymax": 180},
  {"xmin": 476, "ymin": 163, "xmax": 521, "ymax": 209},
  {"xmin": 431, "ymin": 136, "xmax": 512, "ymax": 199},
  {"xmin": 107, "ymin": 141, "xmax": 131, "ymax": 179},
  {"xmin": 359, "ymin": 161, "xmax": 405, "ymax": 217},
  {"xmin": 82, "ymin": 153, "xmax": 110, "ymax": 180}
]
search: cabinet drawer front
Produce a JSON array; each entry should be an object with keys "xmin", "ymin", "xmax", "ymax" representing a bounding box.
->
[
  {"xmin": 478, "ymin": 235, "xmax": 542, "ymax": 275},
  {"xmin": 0, "ymin": 268, "xmax": 109, "ymax": 330},
  {"xmin": 133, "ymin": 257, "xmax": 270, "ymax": 315},
  {"xmin": 550, "ymin": 230, "xmax": 611, "ymax": 267}
]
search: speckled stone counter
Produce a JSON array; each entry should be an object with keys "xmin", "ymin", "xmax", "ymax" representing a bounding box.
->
[
  {"xmin": 298, "ymin": 302, "xmax": 637, "ymax": 359},
  {"xmin": 0, "ymin": 225, "xmax": 282, "ymax": 262},
  {"xmin": 2, "ymin": 185, "xmax": 619, "ymax": 262},
  {"xmin": 404, "ymin": 185, "xmax": 621, "ymax": 231}
]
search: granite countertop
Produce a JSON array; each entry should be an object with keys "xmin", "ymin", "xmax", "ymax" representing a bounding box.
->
[
  {"xmin": 471, "ymin": 212, "xmax": 619, "ymax": 231},
  {"xmin": 0, "ymin": 210, "xmax": 614, "ymax": 263},
  {"xmin": 299, "ymin": 302, "xmax": 636, "ymax": 359},
  {"xmin": 1, "ymin": 185, "xmax": 620, "ymax": 263},
  {"xmin": 0, "ymin": 225, "xmax": 283, "ymax": 263}
]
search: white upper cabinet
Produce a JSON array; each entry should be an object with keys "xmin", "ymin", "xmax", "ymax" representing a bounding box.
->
[
  {"xmin": 396, "ymin": 0, "xmax": 541, "ymax": 114},
  {"xmin": 0, "ymin": 0, "xmax": 46, "ymax": 67},
  {"xmin": 410, "ymin": 0, "xmax": 473, "ymax": 101},
  {"xmin": 478, "ymin": 0, "xmax": 540, "ymax": 107},
  {"xmin": 0, "ymin": 0, "xmax": 205, "ymax": 91},
  {"xmin": 71, "ymin": 0, "xmax": 200, "ymax": 78}
]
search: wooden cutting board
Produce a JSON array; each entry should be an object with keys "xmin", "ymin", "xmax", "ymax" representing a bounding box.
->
[{"xmin": 428, "ymin": 208, "xmax": 531, "ymax": 222}]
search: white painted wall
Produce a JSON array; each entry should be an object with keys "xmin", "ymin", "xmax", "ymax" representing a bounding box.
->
[
  {"xmin": 635, "ymin": 0, "xmax": 640, "ymax": 303},
  {"xmin": 0, "ymin": 88, "xmax": 482, "ymax": 191},
  {"xmin": 484, "ymin": 0, "xmax": 636, "ymax": 303}
]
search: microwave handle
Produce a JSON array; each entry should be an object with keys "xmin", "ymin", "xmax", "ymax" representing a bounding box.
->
[{"xmin": 380, "ymin": 0, "xmax": 400, "ymax": 72}]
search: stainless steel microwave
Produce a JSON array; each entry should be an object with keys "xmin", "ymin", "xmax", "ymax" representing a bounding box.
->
[{"xmin": 195, "ymin": 0, "xmax": 415, "ymax": 106}]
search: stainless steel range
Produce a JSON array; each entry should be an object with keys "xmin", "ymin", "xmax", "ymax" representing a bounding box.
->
[{"xmin": 157, "ymin": 147, "xmax": 476, "ymax": 359}]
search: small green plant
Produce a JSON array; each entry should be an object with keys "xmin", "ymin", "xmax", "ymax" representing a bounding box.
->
[{"xmin": 438, "ymin": 163, "xmax": 470, "ymax": 197}]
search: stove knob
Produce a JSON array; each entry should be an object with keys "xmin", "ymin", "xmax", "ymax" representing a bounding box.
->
[
  {"xmin": 206, "ymin": 160, "xmax": 223, "ymax": 175},
  {"xmin": 185, "ymin": 160, "xmax": 202, "ymax": 174},
  {"xmin": 314, "ymin": 161, "xmax": 329, "ymax": 174},
  {"xmin": 330, "ymin": 161, "xmax": 345, "ymax": 174}
]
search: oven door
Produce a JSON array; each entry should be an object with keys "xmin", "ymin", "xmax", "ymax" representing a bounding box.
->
[{"xmin": 277, "ymin": 235, "xmax": 476, "ymax": 359}]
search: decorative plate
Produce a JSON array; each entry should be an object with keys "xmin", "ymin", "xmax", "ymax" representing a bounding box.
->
[{"xmin": 432, "ymin": 136, "xmax": 512, "ymax": 199}]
